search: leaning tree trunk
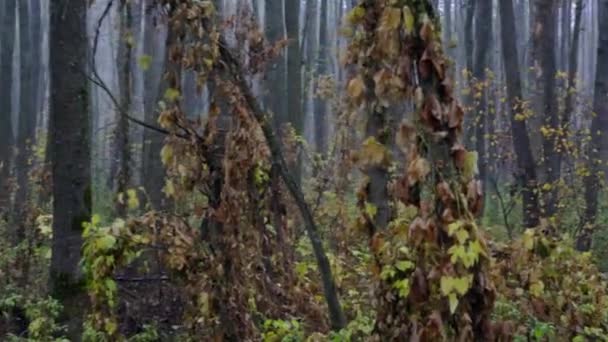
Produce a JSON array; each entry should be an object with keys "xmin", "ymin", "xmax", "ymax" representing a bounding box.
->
[
  {"xmin": 499, "ymin": 0, "xmax": 541, "ymax": 228},
  {"xmin": 49, "ymin": 0, "xmax": 91, "ymax": 338},
  {"xmin": 578, "ymin": 0, "xmax": 608, "ymax": 251}
]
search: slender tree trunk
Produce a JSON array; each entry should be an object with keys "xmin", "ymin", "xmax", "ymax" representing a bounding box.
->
[
  {"xmin": 578, "ymin": 0, "xmax": 608, "ymax": 251},
  {"xmin": 463, "ymin": 0, "xmax": 476, "ymax": 147},
  {"xmin": 285, "ymin": 0, "xmax": 303, "ymax": 179},
  {"xmin": 499, "ymin": 0, "xmax": 541, "ymax": 228},
  {"xmin": 264, "ymin": 0, "xmax": 288, "ymax": 131},
  {"xmin": 314, "ymin": 0, "xmax": 328, "ymax": 153},
  {"xmin": 0, "ymin": 0, "xmax": 16, "ymax": 214},
  {"xmin": 534, "ymin": 0, "xmax": 560, "ymax": 217},
  {"xmin": 473, "ymin": 0, "xmax": 492, "ymax": 207},
  {"xmin": 13, "ymin": 0, "xmax": 37, "ymax": 242},
  {"xmin": 49, "ymin": 0, "xmax": 91, "ymax": 338},
  {"xmin": 559, "ymin": 0, "xmax": 583, "ymax": 174},
  {"xmin": 142, "ymin": 10, "xmax": 170, "ymax": 210},
  {"xmin": 114, "ymin": 1, "xmax": 133, "ymax": 217}
]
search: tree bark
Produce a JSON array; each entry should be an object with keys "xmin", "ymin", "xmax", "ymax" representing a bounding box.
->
[
  {"xmin": 314, "ymin": 0, "xmax": 328, "ymax": 153},
  {"xmin": 49, "ymin": 0, "xmax": 91, "ymax": 338},
  {"xmin": 114, "ymin": 1, "xmax": 133, "ymax": 217},
  {"xmin": 578, "ymin": 0, "xmax": 608, "ymax": 251},
  {"xmin": 534, "ymin": 0, "xmax": 560, "ymax": 216},
  {"xmin": 0, "ymin": 0, "xmax": 16, "ymax": 214},
  {"xmin": 473, "ymin": 0, "xmax": 492, "ymax": 208},
  {"xmin": 499, "ymin": 0, "xmax": 541, "ymax": 228},
  {"xmin": 285, "ymin": 0, "xmax": 303, "ymax": 179},
  {"xmin": 13, "ymin": 0, "xmax": 37, "ymax": 242}
]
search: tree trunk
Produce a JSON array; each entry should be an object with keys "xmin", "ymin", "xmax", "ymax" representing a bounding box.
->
[
  {"xmin": 473, "ymin": 0, "xmax": 492, "ymax": 208},
  {"xmin": 285, "ymin": 0, "xmax": 303, "ymax": 179},
  {"xmin": 534, "ymin": 0, "xmax": 560, "ymax": 216},
  {"xmin": 314, "ymin": 0, "xmax": 328, "ymax": 153},
  {"xmin": 264, "ymin": 0, "xmax": 288, "ymax": 131},
  {"xmin": 142, "ymin": 10, "xmax": 170, "ymax": 210},
  {"xmin": 559, "ymin": 0, "xmax": 583, "ymax": 176},
  {"xmin": 499, "ymin": 0, "xmax": 541, "ymax": 228},
  {"xmin": 13, "ymin": 0, "xmax": 37, "ymax": 243},
  {"xmin": 114, "ymin": 1, "xmax": 133, "ymax": 217},
  {"xmin": 49, "ymin": 0, "xmax": 91, "ymax": 338},
  {"xmin": 0, "ymin": 0, "xmax": 16, "ymax": 214},
  {"xmin": 578, "ymin": 0, "xmax": 608, "ymax": 251}
]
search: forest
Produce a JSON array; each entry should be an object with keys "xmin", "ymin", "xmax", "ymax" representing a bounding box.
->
[{"xmin": 1, "ymin": 0, "xmax": 608, "ymax": 340}]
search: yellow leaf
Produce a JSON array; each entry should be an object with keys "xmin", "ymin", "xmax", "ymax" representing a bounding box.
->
[
  {"xmin": 360, "ymin": 137, "xmax": 389, "ymax": 166},
  {"xmin": 402, "ymin": 6, "xmax": 414, "ymax": 34},
  {"xmin": 523, "ymin": 229, "xmax": 535, "ymax": 250},
  {"xmin": 164, "ymin": 88, "xmax": 181, "ymax": 102},
  {"xmin": 347, "ymin": 77, "xmax": 365, "ymax": 100},
  {"xmin": 365, "ymin": 202, "xmax": 378, "ymax": 219},
  {"xmin": 138, "ymin": 54, "xmax": 152, "ymax": 71},
  {"xmin": 127, "ymin": 189, "xmax": 140, "ymax": 209},
  {"xmin": 463, "ymin": 151, "xmax": 479, "ymax": 179},
  {"xmin": 530, "ymin": 281, "xmax": 544, "ymax": 297},
  {"xmin": 160, "ymin": 145, "xmax": 173, "ymax": 165}
]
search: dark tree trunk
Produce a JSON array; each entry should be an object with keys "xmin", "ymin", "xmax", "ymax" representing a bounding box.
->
[
  {"xmin": 285, "ymin": 0, "xmax": 303, "ymax": 179},
  {"xmin": 473, "ymin": 0, "xmax": 492, "ymax": 208},
  {"xmin": 142, "ymin": 10, "xmax": 170, "ymax": 210},
  {"xmin": 114, "ymin": 2, "xmax": 133, "ymax": 217},
  {"xmin": 314, "ymin": 0, "xmax": 328, "ymax": 153},
  {"xmin": 559, "ymin": 0, "xmax": 583, "ymax": 175},
  {"xmin": 0, "ymin": 0, "xmax": 16, "ymax": 214},
  {"xmin": 13, "ymin": 0, "xmax": 37, "ymax": 242},
  {"xmin": 264, "ymin": 0, "xmax": 288, "ymax": 131},
  {"xmin": 463, "ymin": 0, "xmax": 476, "ymax": 146},
  {"xmin": 499, "ymin": 0, "xmax": 541, "ymax": 228},
  {"xmin": 49, "ymin": 0, "xmax": 91, "ymax": 338},
  {"xmin": 579, "ymin": 0, "xmax": 608, "ymax": 251},
  {"xmin": 534, "ymin": 0, "xmax": 560, "ymax": 216}
]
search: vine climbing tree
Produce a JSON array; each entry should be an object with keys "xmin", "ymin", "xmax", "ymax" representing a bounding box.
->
[{"xmin": 344, "ymin": 0, "xmax": 504, "ymax": 339}]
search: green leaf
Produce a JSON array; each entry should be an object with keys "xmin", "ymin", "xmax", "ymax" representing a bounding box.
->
[
  {"xmin": 395, "ymin": 260, "xmax": 414, "ymax": 272},
  {"xmin": 393, "ymin": 279, "xmax": 410, "ymax": 298},
  {"xmin": 96, "ymin": 235, "xmax": 117, "ymax": 251}
]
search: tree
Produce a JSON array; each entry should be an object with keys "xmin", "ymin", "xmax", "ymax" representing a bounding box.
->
[
  {"xmin": 314, "ymin": 0, "xmax": 328, "ymax": 153},
  {"xmin": 13, "ymin": 0, "xmax": 38, "ymax": 242},
  {"xmin": 285, "ymin": 0, "xmax": 303, "ymax": 178},
  {"xmin": 49, "ymin": 0, "xmax": 91, "ymax": 337},
  {"xmin": 499, "ymin": 0, "xmax": 541, "ymax": 228},
  {"xmin": 579, "ymin": 0, "xmax": 608, "ymax": 251},
  {"xmin": 142, "ymin": 7, "xmax": 170, "ymax": 210},
  {"xmin": 534, "ymin": 0, "xmax": 560, "ymax": 216},
  {"xmin": 473, "ymin": 0, "xmax": 492, "ymax": 204},
  {"xmin": 0, "ymin": 0, "xmax": 16, "ymax": 215},
  {"xmin": 113, "ymin": 1, "xmax": 133, "ymax": 217}
]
